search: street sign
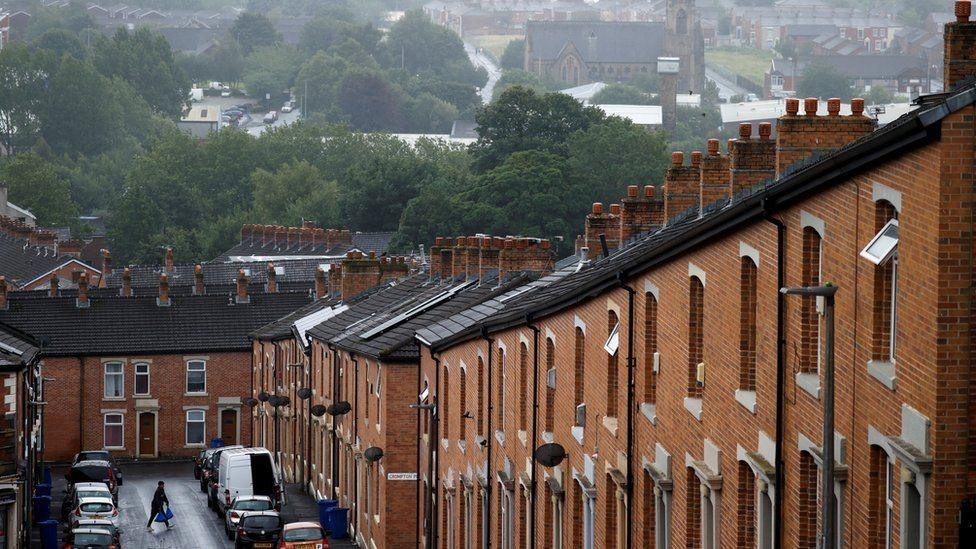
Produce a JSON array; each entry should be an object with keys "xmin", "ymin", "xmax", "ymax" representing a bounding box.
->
[
  {"xmin": 657, "ymin": 57, "xmax": 680, "ymax": 74},
  {"xmin": 387, "ymin": 472, "xmax": 418, "ymax": 481}
]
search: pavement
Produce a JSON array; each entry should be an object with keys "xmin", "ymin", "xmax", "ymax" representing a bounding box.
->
[
  {"xmin": 465, "ymin": 43, "xmax": 502, "ymax": 103},
  {"xmin": 33, "ymin": 461, "xmax": 356, "ymax": 548},
  {"xmin": 706, "ymin": 67, "xmax": 750, "ymax": 101}
]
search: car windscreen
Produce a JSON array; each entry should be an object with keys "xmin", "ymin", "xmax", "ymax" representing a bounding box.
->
[
  {"xmin": 283, "ymin": 527, "xmax": 325, "ymax": 542},
  {"xmin": 236, "ymin": 499, "xmax": 272, "ymax": 511},
  {"xmin": 80, "ymin": 502, "xmax": 114, "ymax": 513},
  {"xmin": 70, "ymin": 467, "xmax": 111, "ymax": 483},
  {"xmin": 71, "ymin": 532, "xmax": 112, "ymax": 546},
  {"xmin": 76, "ymin": 490, "xmax": 108, "ymax": 499},
  {"xmin": 242, "ymin": 515, "xmax": 281, "ymax": 530},
  {"xmin": 78, "ymin": 452, "xmax": 110, "ymax": 462}
]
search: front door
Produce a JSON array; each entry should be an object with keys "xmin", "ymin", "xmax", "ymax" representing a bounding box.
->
[
  {"xmin": 138, "ymin": 412, "xmax": 155, "ymax": 456},
  {"xmin": 221, "ymin": 409, "xmax": 237, "ymax": 445}
]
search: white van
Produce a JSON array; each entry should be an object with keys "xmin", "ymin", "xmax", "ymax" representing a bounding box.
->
[{"xmin": 216, "ymin": 447, "xmax": 283, "ymax": 516}]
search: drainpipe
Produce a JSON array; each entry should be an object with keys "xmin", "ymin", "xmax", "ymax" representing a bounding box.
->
[
  {"xmin": 416, "ymin": 347, "xmax": 422, "ymax": 547},
  {"xmin": 482, "ymin": 330, "xmax": 495, "ymax": 549},
  {"xmin": 351, "ymin": 354, "xmax": 361, "ymax": 538},
  {"xmin": 616, "ymin": 273, "xmax": 636, "ymax": 549},
  {"xmin": 328, "ymin": 343, "xmax": 339, "ymax": 501},
  {"xmin": 430, "ymin": 351, "xmax": 442, "ymax": 549},
  {"xmin": 527, "ymin": 321, "xmax": 541, "ymax": 549},
  {"xmin": 304, "ymin": 345, "xmax": 313, "ymax": 493},
  {"xmin": 763, "ymin": 203, "xmax": 786, "ymax": 549},
  {"xmin": 249, "ymin": 345, "xmax": 254, "ymax": 446}
]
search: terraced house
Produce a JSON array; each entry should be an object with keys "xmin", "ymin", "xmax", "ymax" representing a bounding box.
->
[{"xmin": 246, "ymin": 3, "xmax": 976, "ymax": 548}]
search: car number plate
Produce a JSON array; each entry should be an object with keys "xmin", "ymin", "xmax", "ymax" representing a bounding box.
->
[{"xmin": 254, "ymin": 544, "xmax": 273, "ymax": 548}]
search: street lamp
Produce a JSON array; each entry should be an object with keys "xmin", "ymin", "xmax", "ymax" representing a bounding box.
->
[{"xmin": 781, "ymin": 283, "xmax": 838, "ymax": 549}]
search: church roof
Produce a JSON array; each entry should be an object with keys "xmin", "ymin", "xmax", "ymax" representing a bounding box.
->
[{"xmin": 526, "ymin": 21, "xmax": 666, "ymax": 64}]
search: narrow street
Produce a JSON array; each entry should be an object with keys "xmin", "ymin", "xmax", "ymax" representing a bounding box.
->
[
  {"xmin": 465, "ymin": 43, "xmax": 502, "ymax": 103},
  {"xmin": 705, "ymin": 66, "xmax": 749, "ymax": 100}
]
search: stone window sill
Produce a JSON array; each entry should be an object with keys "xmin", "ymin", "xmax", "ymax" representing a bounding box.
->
[
  {"xmin": 603, "ymin": 415, "xmax": 619, "ymax": 437},
  {"xmin": 542, "ymin": 431, "xmax": 554, "ymax": 444},
  {"xmin": 184, "ymin": 392, "xmax": 209, "ymax": 397},
  {"xmin": 572, "ymin": 426, "xmax": 584, "ymax": 445},
  {"xmin": 683, "ymin": 397, "xmax": 702, "ymax": 421},
  {"xmin": 104, "ymin": 446, "xmax": 124, "ymax": 451},
  {"xmin": 185, "ymin": 443, "xmax": 206, "ymax": 449},
  {"xmin": 735, "ymin": 389, "xmax": 757, "ymax": 414},
  {"xmin": 518, "ymin": 430, "xmax": 528, "ymax": 447},
  {"xmin": 102, "ymin": 396, "xmax": 125, "ymax": 402},
  {"xmin": 796, "ymin": 372, "xmax": 820, "ymax": 399},
  {"xmin": 640, "ymin": 403, "xmax": 657, "ymax": 426},
  {"xmin": 441, "ymin": 438, "xmax": 449, "ymax": 450},
  {"xmin": 457, "ymin": 440, "xmax": 467, "ymax": 454},
  {"xmin": 495, "ymin": 430, "xmax": 505, "ymax": 446},
  {"xmin": 867, "ymin": 360, "xmax": 896, "ymax": 390}
]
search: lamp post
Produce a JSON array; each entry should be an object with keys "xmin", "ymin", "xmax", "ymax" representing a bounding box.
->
[{"xmin": 781, "ymin": 283, "xmax": 838, "ymax": 549}]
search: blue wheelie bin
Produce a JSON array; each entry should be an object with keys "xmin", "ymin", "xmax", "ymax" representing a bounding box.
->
[
  {"xmin": 327, "ymin": 507, "xmax": 349, "ymax": 539},
  {"xmin": 40, "ymin": 519, "xmax": 59, "ymax": 549},
  {"xmin": 317, "ymin": 499, "xmax": 337, "ymax": 533},
  {"xmin": 35, "ymin": 483, "xmax": 52, "ymax": 497},
  {"xmin": 32, "ymin": 494, "xmax": 52, "ymax": 523}
]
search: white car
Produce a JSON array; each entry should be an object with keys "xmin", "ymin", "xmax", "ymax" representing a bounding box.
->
[
  {"xmin": 221, "ymin": 90, "xmax": 232, "ymax": 97},
  {"xmin": 72, "ymin": 482, "xmax": 112, "ymax": 501},
  {"xmin": 70, "ymin": 496, "xmax": 119, "ymax": 528},
  {"xmin": 281, "ymin": 102, "xmax": 293, "ymax": 113},
  {"xmin": 223, "ymin": 495, "xmax": 274, "ymax": 539}
]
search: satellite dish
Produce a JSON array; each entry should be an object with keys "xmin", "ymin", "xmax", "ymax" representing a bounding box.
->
[
  {"xmin": 297, "ymin": 388, "xmax": 313, "ymax": 400},
  {"xmin": 533, "ymin": 443, "xmax": 568, "ymax": 468},
  {"xmin": 310, "ymin": 404, "xmax": 328, "ymax": 417},
  {"xmin": 257, "ymin": 391, "xmax": 270, "ymax": 402},
  {"xmin": 364, "ymin": 447, "xmax": 384, "ymax": 462},
  {"xmin": 268, "ymin": 395, "xmax": 281, "ymax": 407},
  {"xmin": 243, "ymin": 397, "xmax": 258, "ymax": 407},
  {"xmin": 278, "ymin": 396, "xmax": 291, "ymax": 407}
]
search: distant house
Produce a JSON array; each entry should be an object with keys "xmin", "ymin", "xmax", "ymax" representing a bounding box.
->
[
  {"xmin": 178, "ymin": 105, "xmax": 221, "ymax": 139},
  {"xmin": 0, "ymin": 12, "xmax": 9, "ymax": 50},
  {"xmin": 764, "ymin": 55, "xmax": 931, "ymax": 98},
  {"xmin": 155, "ymin": 27, "xmax": 220, "ymax": 55}
]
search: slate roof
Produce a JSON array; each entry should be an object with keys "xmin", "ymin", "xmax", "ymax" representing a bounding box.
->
[
  {"xmin": 212, "ymin": 232, "xmax": 395, "ymax": 263},
  {"xmin": 0, "ymin": 322, "xmax": 39, "ymax": 369},
  {"xmin": 813, "ymin": 55, "xmax": 928, "ymax": 79},
  {"xmin": 424, "ymin": 82, "xmax": 976, "ymax": 351},
  {"xmin": 526, "ymin": 20, "xmax": 665, "ymax": 64},
  {"xmin": 0, "ymin": 233, "xmax": 98, "ymax": 288},
  {"xmin": 784, "ymin": 24, "xmax": 837, "ymax": 37},
  {"xmin": 103, "ymin": 257, "xmax": 331, "ymax": 288},
  {"xmin": 155, "ymin": 27, "xmax": 220, "ymax": 54},
  {"xmin": 0, "ymin": 291, "xmax": 313, "ymax": 356},
  {"xmin": 249, "ymin": 296, "xmax": 342, "ymax": 342}
]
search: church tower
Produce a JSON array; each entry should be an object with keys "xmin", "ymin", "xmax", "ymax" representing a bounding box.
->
[{"xmin": 664, "ymin": 0, "xmax": 706, "ymax": 93}]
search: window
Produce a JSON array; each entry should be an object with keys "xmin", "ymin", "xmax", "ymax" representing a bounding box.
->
[
  {"xmin": 459, "ymin": 365, "xmax": 467, "ymax": 441},
  {"xmin": 477, "ymin": 356, "xmax": 485, "ymax": 435},
  {"xmin": 605, "ymin": 475, "xmax": 618, "ymax": 548},
  {"xmin": 443, "ymin": 366, "xmax": 450, "ymax": 441},
  {"xmin": 865, "ymin": 205, "xmax": 898, "ymax": 365},
  {"xmin": 688, "ymin": 277, "xmax": 705, "ymax": 397},
  {"xmin": 740, "ymin": 258, "xmax": 758, "ymax": 391},
  {"xmin": 800, "ymin": 228, "xmax": 822, "ymax": 374},
  {"xmin": 104, "ymin": 362, "xmax": 124, "ymax": 399},
  {"xmin": 642, "ymin": 471, "xmax": 655, "ymax": 547},
  {"xmin": 103, "ymin": 413, "xmax": 123, "ymax": 448},
  {"xmin": 186, "ymin": 360, "xmax": 206, "ymax": 393},
  {"xmin": 644, "ymin": 293, "xmax": 658, "ymax": 403},
  {"xmin": 655, "ymin": 478, "xmax": 671, "ymax": 549},
  {"xmin": 134, "ymin": 363, "xmax": 150, "ymax": 396},
  {"xmin": 497, "ymin": 348, "xmax": 506, "ymax": 431},
  {"xmin": 519, "ymin": 342, "xmax": 528, "ymax": 431},
  {"xmin": 861, "ymin": 219, "xmax": 899, "ymax": 265},
  {"xmin": 858, "ymin": 28, "xmax": 865, "ymax": 39},
  {"xmin": 798, "ymin": 452, "xmax": 818, "ymax": 547},
  {"xmin": 737, "ymin": 462, "xmax": 757, "ymax": 547},
  {"xmin": 870, "ymin": 447, "xmax": 894, "ymax": 549},
  {"xmin": 574, "ymin": 328, "xmax": 585, "ymax": 409},
  {"xmin": 572, "ymin": 483, "xmax": 584, "ymax": 547},
  {"xmin": 186, "ymin": 409, "xmax": 205, "ymax": 445},
  {"xmin": 685, "ymin": 469, "xmax": 702, "ymax": 547},
  {"xmin": 545, "ymin": 338, "xmax": 555, "ymax": 433},
  {"xmin": 606, "ymin": 311, "xmax": 620, "ymax": 416}
]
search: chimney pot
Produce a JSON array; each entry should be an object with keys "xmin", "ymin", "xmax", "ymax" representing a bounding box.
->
[
  {"xmin": 627, "ymin": 185, "xmax": 639, "ymax": 197},
  {"xmin": 157, "ymin": 273, "xmax": 170, "ymax": 306},
  {"xmin": 540, "ymin": 239, "xmax": 550, "ymax": 249},
  {"xmin": 101, "ymin": 249, "xmax": 113, "ymax": 276},
  {"xmin": 121, "ymin": 268, "xmax": 132, "ymax": 297},
  {"xmin": 315, "ymin": 267, "xmax": 327, "ymax": 299},
  {"xmin": 644, "ymin": 185, "xmax": 655, "ymax": 198},
  {"xmin": 957, "ymin": 0, "xmax": 971, "ymax": 22},
  {"xmin": 49, "ymin": 274, "xmax": 59, "ymax": 297},
  {"xmin": 456, "ymin": 237, "xmax": 466, "ymax": 247},
  {"xmin": 851, "ymin": 97, "xmax": 865, "ymax": 116},
  {"xmin": 77, "ymin": 272, "xmax": 89, "ymax": 307},
  {"xmin": 236, "ymin": 269, "xmax": 249, "ymax": 303},
  {"xmin": 592, "ymin": 202, "xmax": 604, "ymax": 215},
  {"xmin": 435, "ymin": 237, "xmax": 444, "ymax": 246},
  {"xmin": 827, "ymin": 98, "xmax": 841, "ymax": 116},
  {"xmin": 194, "ymin": 264, "xmax": 204, "ymax": 295},
  {"xmin": 610, "ymin": 203, "xmax": 621, "ymax": 215},
  {"xmin": 739, "ymin": 123, "xmax": 753, "ymax": 139},
  {"xmin": 804, "ymin": 97, "xmax": 818, "ymax": 116},
  {"xmin": 727, "ymin": 138, "xmax": 735, "ymax": 153},
  {"xmin": 266, "ymin": 262, "xmax": 277, "ymax": 293},
  {"xmin": 690, "ymin": 151, "xmax": 702, "ymax": 166},
  {"xmin": 482, "ymin": 236, "xmax": 491, "ymax": 247},
  {"xmin": 368, "ymin": 250, "xmax": 376, "ymax": 259},
  {"xmin": 504, "ymin": 237, "xmax": 515, "ymax": 249},
  {"xmin": 759, "ymin": 122, "xmax": 772, "ymax": 140},
  {"xmin": 707, "ymin": 139, "xmax": 719, "ymax": 155},
  {"xmin": 671, "ymin": 151, "xmax": 684, "ymax": 166},
  {"xmin": 786, "ymin": 97, "xmax": 800, "ymax": 115},
  {"xmin": 165, "ymin": 247, "xmax": 174, "ymax": 272}
]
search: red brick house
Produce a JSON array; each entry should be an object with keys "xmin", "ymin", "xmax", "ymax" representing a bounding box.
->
[{"xmin": 0, "ymin": 273, "xmax": 311, "ymax": 462}]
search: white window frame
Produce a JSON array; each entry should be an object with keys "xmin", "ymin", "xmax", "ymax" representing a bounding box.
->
[
  {"xmin": 133, "ymin": 362, "xmax": 150, "ymax": 396},
  {"xmin": 604, "ymin": 322, "xmax": 620, "ymax": 356},
  {"xmin": 103, "ymin": 413, "xmax": 124, "ymax": 449},
  {"xmin": 860, "ymin": 219, "xmax": 899, "ymax": 265},
  {"xmin": 884, "ymin": 454, "xmax": 894, "ymax": 549},
  {"xmin": 104, "ymin": 362, "xmax": 124, "ymax": 399},
  {"xmin": 889, "ymin": 257, "xmax": 898, "ymax": 360},
  {"xmin": 186, "ymin": 360, "xmax": 207, "ymax": 394},
  {"xmin": 655, "ymin": 485, "xmax": 671, "ymax": 549},
  {"xmin": 185, "ymin": 409, "xmax": 206, "ymax": 445}
]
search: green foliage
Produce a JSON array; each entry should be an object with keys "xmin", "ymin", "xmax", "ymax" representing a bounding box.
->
[
  {"xmin": 296, "ymin": 51, "xmax": 351, "ymax": 118},
  {"xmin": 380, "ymin": 10, "xmax": 486, "ymax": 87},
  {"xmin": 298, "ymin": 17, "xmax": 381, "ymax": 56},
  {"xmin": 494, "ymin": 70, "xmax": 551, "ymax": 95},
  {"xmin": 229, "ymin": 12, "xmax": 281, "ymax": 56},
  {"xmin": 0, "ymin": 45, "xmax": 48, "ymax": 154},
  {"xmin": 863, "ymin": 85, "xmax": 895, "ymax": 106},
  {"xmin": 243, "ymin": 45, "xmax": 301, "ymax": 102},
  {"xmin": 32, "ymin": 29, "xmax": 86, "ymax": 60},
  {"xmin": 500, "ymin": 39, "xmax": 525, "ymax": 70},
  {"xmin": 798, "ymin": 61, "xmax": 855, "ymax": 101},
  {"xmin": 0, "ymin": 152, "xmax": 79, "ymax": 226},
  {"xmin": 591, "ymin": 84, "xmax": 657, "ymax": 106},
  {"xmin": 627, "ymin": 72, "xmax": 661, "ymax": 94},
  {"xmin": 405, "ymin": 93, "xmax": 460, "ymax": 133},
  {"xmin": 337, "ymin": 68, "xmax": 406, "ymax": 131},
  {"xmin": 23, "ymin": 5, "xmax": 96, "ymax": 42}
]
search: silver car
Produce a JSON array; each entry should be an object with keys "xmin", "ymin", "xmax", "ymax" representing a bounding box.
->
[{"xmin": 224, "ymin": 495, "xmax": 274, "ymax": 540}]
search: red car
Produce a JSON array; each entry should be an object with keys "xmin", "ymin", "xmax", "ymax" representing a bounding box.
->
[{"xmin": 279, "ymin": 521, "xmax": 328, "ymax": 549}]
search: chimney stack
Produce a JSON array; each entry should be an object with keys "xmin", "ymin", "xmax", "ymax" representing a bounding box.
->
[
  {"xmin": 584, "ymin": 202, "xmax": 622, "ymax": 259},
  {"xmin": 945, "ymin": 1, "xmax": 976, "ymax": 90},
  {"xmin": 165, "ymin": 247, "xmax": 174, "ymax": 273},
  {"xmin": 340, "ymin": 251, "xmax": 383, "ymax": 301},
  {"xmin": 663, "ymin": 151, "xmax": 701, "ymax": 223},
  {"xmin": 730, "ymin": 122, "xmax": 777, "ymax": 196},
  {"xmin": 101, "ymin": 249, "xmax": 113, "ymax": 278},
  {"xmin": 0, "ymin": 277, "xmax": 7, "ymax": 310},
  {"xmin": 58, "ymin": 239, "xmax": 83, "ymax": 258},
  {"xmin": 498, "ymin": 237, "xmax": 554, "ymax": 278},
  {"xmin": 776, "ymin": 97, "xmax": 874, "ymax": 177},
  {"xmin": 49, "ymin": 274, "xmax": 59, "ymax": 297},
  {"xmin": 266, "ymin": 262, "xmax": 278, "ymax": 293},
  {"xmin": 236, "ymin": 269, "xmax": 250, "ymax": 304},
  {"xmin": 76, "ymin": 271, "xmax": 90, "ymax": 308},
  {"xmin": 121, "ymin": 267, "xmax": 132, "ymax": 297},
  {"xmin": 157, "ymin": 273, "xmax": 170, "ymax": 306},
  {"xmin": 700, "ymin": 138, "xmax": 731, "ymax": 211},
  {"xmin": 194, "ymin": 264, "xmax": 205, "ymax": 295},
  {"xmin": 315, "ymin": 267, "xmax": 328, "ymax": 299}
]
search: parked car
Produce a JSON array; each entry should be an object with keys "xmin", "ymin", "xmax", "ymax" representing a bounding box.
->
[
  {"xmin": 195, "ymin": 448, "xmax": 216, "ymax": 479},
  {"xmin": 62, "ymin": 527, "xmax": 117, "ymax": 549},
  {"xmin": 234, "ymin": 511, "xmax": 282, "ymax": 549},
  {"xmin": 69, "ymin": 496, "xmax": 120, "ymax": 528},
  {"xmin": 72, "ymin": 451, "xmax": 123, "ymax": 486},
  {"xmin": 217, "ymin": 447, "xmax": 283, "ymax": 516},
  {"xmin": 221, "ymin": 90, "xmax": 232, "ymax": 97},
  {"xmin": 205, "ymin": 445, "xmax": 243, "ymax": 499},
  {"xmin": 280, "ymin": 521, "xmax": 328, "ymax": 549},
  {"xmin": 61, "ymin": 482, "xmax": 113, "ymax": 521},
  {"xmin": 262, "ymin": 111, "xmax": 278, "ymax": 124},
  {"xmin": 67, "ymin": 518, "xmax": 121, "ymax": 548},
  {"xmin": 281, "ymin": 102, "xmax": 293, "ymax": 113},
  {"xmin": 66, "ymin": 460, "xmax": 119, "ymax": 502},
  {"xmin": 224, "ymin": 495, "xmax": 274, "ymax": 539}
]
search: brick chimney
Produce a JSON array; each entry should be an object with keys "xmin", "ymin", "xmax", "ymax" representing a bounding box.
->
[
  {"xmin": 101, "ymin": 249, "xmax": 113, "ymax": 278},
  {"xmin": 663, "ymin": 152, "xmax": 701, "ymax": 223},
  {"xmin": 121, "ymin": 267, "xmax": 132, "ymax": 297},
  {"xmin": 584, "ymin": 202, "xmax": 622, "ymax": 259},
  {"xmin": 266, "ymin": 262, "xmax": 278, "ymax": 293},
  {"xmin": 287, "ymin": 227, "xmax": 300, "ymax": 249},
  {"xmin": 730, "ymin": 122, "xmax": 777, "ymax": 196},
  {"xmin": 465, "ymin": 237, "xmax": 482, "ymax": 278},
  {"xmin": 236, "ymin": 269, "xmax": 250, "ymax": 304},
  {"xmin": 241, "ymin": 224, "xmax": 253, "ymax": 244},
  {"xmin": 380, "ymin": 255, "xmax": 410, "ymax": 284},
  {"xmin": 193, "ymin": 264, "xmax": 205, "ymax": 295},
  {"xmin": 157, "ymin": 273, "xmax": 170, "ymax": 306},
  {"xmin": 479, "ymin": 237, "xmax": 503, "ymax": 279},
  {"xmin": 945, "ymin": 1, "xmax": 976, "ymax": 90},
  {"xmin": 776, "ymin": 97, "xmax": 875, "ymax": 177},
  {"xmin": 165, "ymin": 247, "xmax": 174, "ymax": 273},
  {"xmin": 76, "ymin": 271, "xmax": 90, "ymax": 308},
  {"xmin": 313, "ymin": 228, "xmax": 326, "ymax": 248},
  {"xmin": 700, "ymin": 138, "xmax": 731, "ymax": 210},
  {"xmin": 434, "ymin": 237, "xmax": 454, "ymax": 279},
  {"xmin": 340, "ymin": 251, "xmax": 382, "ymax": 301},
  {"xmin": 49, "ymin": 274, "xmax": 59, "ymax": 297},
  {"xmin": 0, "ymin": 277, "xmax": 7, "ymax": 310},
  {"xmin": 275, "ymin": 226, "xmax": 288, "ymax": 247},
  {"xmin": 58, "ymin": 239, "xmax": 83, "ymax": 257},
  {"xmin": 452, "ymin": 238, "xmax": 469, "ymax": 279},
  {"xmin": 620, "ymin": 185, "xmax": 662, "ymax": 242},
  {"xmin": 429, "ymin": 237, "xmax": 444, "ymax": 278},
  {"xmin": 315, "ymin": 267, "xmax": 328, "ymax": 299},
  {"xmin": 263, "ymin": 225, "xmax": 275, "ymax": 246},
  {"xmin": 499, "ymin": 237, "xmax": 554, "ymax": 278}
]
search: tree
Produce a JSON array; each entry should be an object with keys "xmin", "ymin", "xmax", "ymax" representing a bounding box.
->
[
  {"xmin": 337, "ymin": 68, "xmax": 405, "ymax": 131},
  {"xmin": 381, "ymin": 9, "xmax": 483, "ymax": 86},
  {"xmin": 295, "ymin": 51, "xmax": 350, "ymax": 117},
  {"xmin": 299, "ymin": 17, "xmax": 380, "ymax": 56},
  {"xmin": 32, "ymin": 29, "xmax": 86, "ymax": 60},
  {"xmin": 243, "ymin": 45, "xmax": 301, "ymax": 103},
  {"xmin": 797, "ymin": 61, "xmax": 854, "ymax": 101},
  {"xmin": 494, "ymin": 70, "xmax": 549, "ymax": 96},
  {"xmin": 500, "ymin": 39, "xmax": 525, "ymax": 70},
  {"xmin": 0, "ymin": 152, "xmax": 79, "ymax": 226},
  {"xmin": 863, "ymin": 85, "xmax": 894, "ymax": 105},
  {"xmin": 229, "ymin": 13, "xmax": 281, "ymax": 56},
  {"xmin": 0, "ymin": 45, "xmax": 47, "ymax": 154},
  {"xmin": 251, "ymin": 161, "xmax": 339, "ymax": 226},
  {"xmin": 591, "ymin": 84, "xmax": 656, "ymax": 105},
  {"xmin": 405, "ymin": 92, "xmax": 459, "ymax": 133}
]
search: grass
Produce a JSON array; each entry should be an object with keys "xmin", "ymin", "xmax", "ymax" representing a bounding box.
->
[
  {"xmin": 467, "ymin": 34, "xmax": 520, "ymax": 60},
  {"xmin": 705, "ymin": 47, "xmax": 776, "ymax": 86}
]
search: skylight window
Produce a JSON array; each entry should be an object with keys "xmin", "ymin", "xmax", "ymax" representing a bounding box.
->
[{"xmin": 860, "ymin": 219, "xmax": 899, "ymax": 265}]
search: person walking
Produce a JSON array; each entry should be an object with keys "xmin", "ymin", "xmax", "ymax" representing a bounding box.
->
[{"xmin": 146, "ymin": 480, "xmax": 174, "ymax": 531}]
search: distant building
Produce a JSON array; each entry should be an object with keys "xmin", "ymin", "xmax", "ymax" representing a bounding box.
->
[
  {"xmin": 0, "ymin": 183, "xmax": 36, "ymax": 227},
  {"xmin": 178, "ymin": 105, "xmax": 221, "ymax": 139},
  {"xmin": 596, "ymin": 104, "xmax": 663, "ymax": 130},
  {"xmin": 0, "ymin": 215, "xmax": 102, "ymax": 291},
  {"xmin": 764, "ymin": 55, "xmax": 931, "ymax": 99},
  {"xmin": 0, "ymin": 12, "xmax": 9, "ymax": 50},
  {"xmin": 731, "ymin": 3, "xmax": 899, "ymax": 51}
]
